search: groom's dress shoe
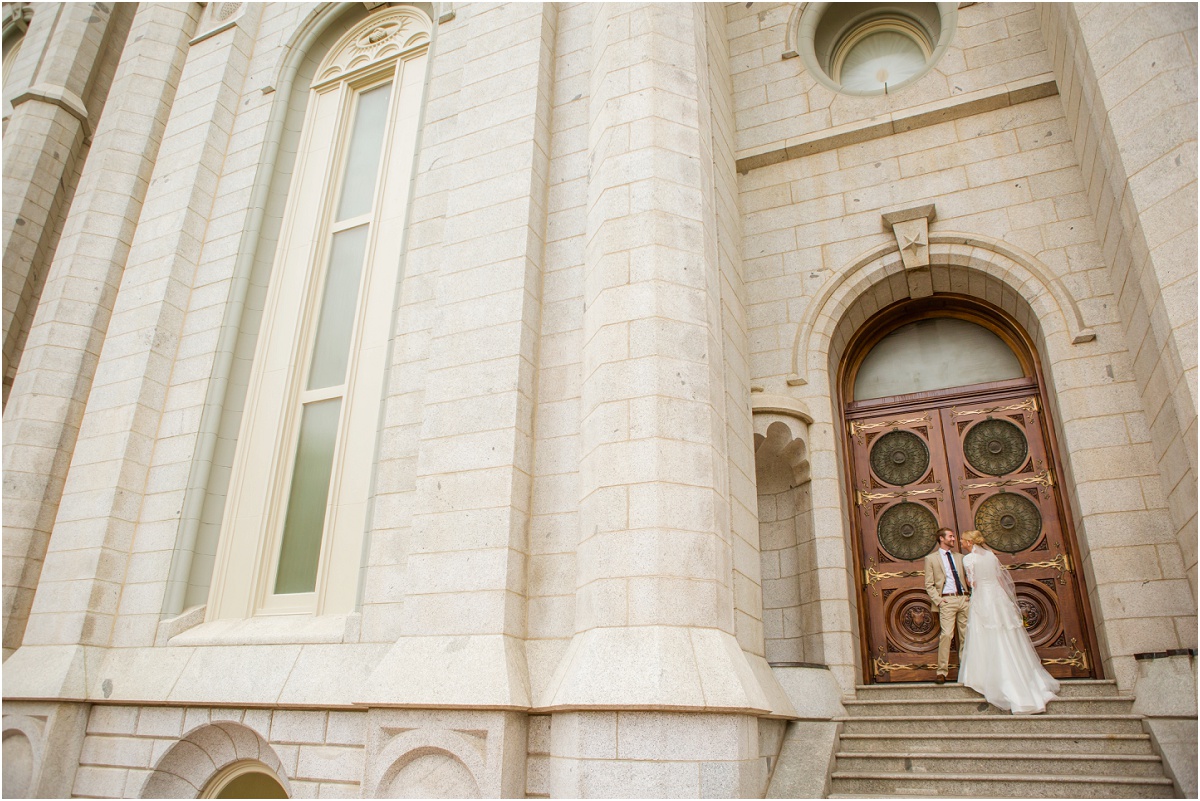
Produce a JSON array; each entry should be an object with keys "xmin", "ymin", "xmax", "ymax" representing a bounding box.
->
[{"xmin": 934, "ymin": 675, "xmax": 946, "ymax": 684}]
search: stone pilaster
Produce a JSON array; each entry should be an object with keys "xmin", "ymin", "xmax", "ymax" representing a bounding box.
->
[
  {"xmin": 4, "ymin": 5, "xmax": 260, "ymax": 695},
  {"xmin": 358, "ymin": 6, "xmax": 559, "ymax": 794},
  {"xmin": 2, "ymin": 3, "xmax": 200, "ymax": 659},
  {"xmin": 1040, "ymin": 4, "xmax": 1198, "ymax": 603},
  {"xmin": 2, "ymin": 2, "xmax": 131, "ymax": 402},
  {"xmin": 361, "ymin": 3, "xmax": 558, "ymax": 716},
  {"xmin": 545, "ymin": 4, "xmax": 789, "ymax": 795}
]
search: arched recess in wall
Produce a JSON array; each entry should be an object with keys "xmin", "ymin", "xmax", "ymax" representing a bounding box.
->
[
  {"xmin": 139, "ymin": 722, "xmax": 291, "ymax": 798},
  {"xmin": 2, "ymin": 714, "xmax": 44, "ymax": 798},
  {"xmin": 369, "ymin": 729, "xmax": 485, "ymax": 799},
  {"xmin": 794, "ymin": 237, "xmax": 1102, "ymax": 684},
  {"xmin": 752, "ymin": 395, "xmax": 820, "ymax": 664},
  {"xmin": 162, "ymin": 2, "xmax": 434, "ymax": 619}
]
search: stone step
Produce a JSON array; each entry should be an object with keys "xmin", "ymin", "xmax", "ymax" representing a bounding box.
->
[
  {"xmin": 837, "ymin": 713, "xmax": 1146, "ymax": 735},
  {"xmin": 837, "ymin": 731, "xmax": 1157, "ymax": 756},
  {"xmin": 835, "ymin": 752, "xmax": 1166, "ymax": 778},
  {"xmin": 854, "ymin": 679, "xmax": 1121, "ymax": 700},
  {"xmin": 842, "ymin": 696, "xmax": 1133, "ymax": 717},
  {"xmin": 829, "ymin": 771, "xmax": 1176, "ymax": 798}
]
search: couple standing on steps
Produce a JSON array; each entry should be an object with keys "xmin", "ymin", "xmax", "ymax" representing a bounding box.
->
[{"xmin": 924, "ymin": 527, "xmax": 1060, "ymax": 715}]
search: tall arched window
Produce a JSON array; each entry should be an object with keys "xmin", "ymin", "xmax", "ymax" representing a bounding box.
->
[{"xmin": 209, "ymin": 8, "xmax": 430, "ymax": 618}]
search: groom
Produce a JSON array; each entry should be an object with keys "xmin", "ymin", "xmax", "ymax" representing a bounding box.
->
[{"xmin": 924, "ymin": 527, "xmax": 970, "ymax": 684}]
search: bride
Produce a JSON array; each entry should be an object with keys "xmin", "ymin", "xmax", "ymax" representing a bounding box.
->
[{"xmin": 958, "ymin": 529, "xmax": 1060, "ymax": 714}]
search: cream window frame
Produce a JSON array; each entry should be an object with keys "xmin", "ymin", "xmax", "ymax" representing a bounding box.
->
[{"xmin": 208, "ymin": 9, "xmax": 429, "ymax": 620}]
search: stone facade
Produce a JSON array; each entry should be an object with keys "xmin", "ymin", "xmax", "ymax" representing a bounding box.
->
[{"xmin": 2, "ymin": 2, "xmax": 1195, "ymax": 798}]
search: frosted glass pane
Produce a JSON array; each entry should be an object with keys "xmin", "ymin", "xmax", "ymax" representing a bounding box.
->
[
  {"xmin": 307, "ymin": 225, "xmax": 368, "ymax": 390},
  {"xmin": 335, "ymin": 82, "xmax": 392, "ymax": 221},
  {"xmin": 840, "ymin": 31, "xmax": 926, "ymax": 92},
  {"xmin": 854, "ymin": 318, "xmax": 1024, "ymax": 400},
  {"xmin": 275, "ymin": 398, "xmax": 341, "ymax": 594}
]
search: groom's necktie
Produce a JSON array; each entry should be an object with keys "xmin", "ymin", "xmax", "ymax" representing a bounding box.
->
[{"xmin": 946, "ymin": 551, "xmax": 965, "ymax": 595}]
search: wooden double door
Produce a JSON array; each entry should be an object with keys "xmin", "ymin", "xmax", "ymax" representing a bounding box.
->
[{"xmin": 847, "ymin": 378, "xmax": 1095, "ymax": 683}]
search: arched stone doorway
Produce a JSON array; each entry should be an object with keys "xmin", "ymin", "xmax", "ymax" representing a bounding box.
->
[
  {"xmin": 838, "ymin": 294, "xmax": 1099, "ymax": 683},
  {"xmin": 778, "ymin": 230, "xmax": 1188, "ymax": 694}
]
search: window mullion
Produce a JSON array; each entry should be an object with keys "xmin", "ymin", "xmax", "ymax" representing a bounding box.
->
[
  {"xmin": 330, "ymin": 213, "xmax": 371, "ymax": 233},
  {"xmin": 269, "ymin": 76, "xmax": 396, "ymax": 603},
  {"xmin": 299, "ymin": 384, "xmax": 346, "ymax": 405}
]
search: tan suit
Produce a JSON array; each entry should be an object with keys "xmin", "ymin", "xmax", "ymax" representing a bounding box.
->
[{"xmin": 924, "ymin": 548, "xmax": 970, "ymax": 677}]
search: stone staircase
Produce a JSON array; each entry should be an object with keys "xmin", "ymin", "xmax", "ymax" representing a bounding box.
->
[{"xmin": 827, "ymin": 680, "xmax": 1178, "ymax": 798}]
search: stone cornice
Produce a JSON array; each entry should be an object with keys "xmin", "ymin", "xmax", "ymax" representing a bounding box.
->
[{"xmin": 736, "ymin": 74, "xmax": 1058, "ymax": 174}]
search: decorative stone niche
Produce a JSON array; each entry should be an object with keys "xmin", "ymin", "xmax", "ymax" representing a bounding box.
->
[
  {"xmin": 2, "ymin": 731, "xmax": 35, "ymax": 797},
  {"xmin": 753, "ymin": 395, "xmax": 817, "ymax": 664},
  {"xmin": 364, "ymin": 711, "xmax": 526, "ymax": 799},
  {"xmin": 1, "ymin": 714, "xmax": 44, "ymax": 799}
]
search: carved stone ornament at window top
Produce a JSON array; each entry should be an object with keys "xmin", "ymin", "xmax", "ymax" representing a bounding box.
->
[
  {"xmin": 213, "ymin": 3, "xmax": 241, "ymax": 21},
  {"xmin": 191, "ymin": 2, "xmax": 245, "ymax": 44},
  {"xmin": 315, "ymin": 8, "xmax": 432, "ymax": 87}
]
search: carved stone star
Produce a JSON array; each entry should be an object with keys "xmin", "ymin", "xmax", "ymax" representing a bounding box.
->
[{"xmin": 901, "ymin": 231, "xmax": 926, "ymax": 253}]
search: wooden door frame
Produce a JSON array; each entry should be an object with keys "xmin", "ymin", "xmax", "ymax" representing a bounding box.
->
[{"xmin": 836, "ymin": 294, "xmax": 1102, "ymax": 684}]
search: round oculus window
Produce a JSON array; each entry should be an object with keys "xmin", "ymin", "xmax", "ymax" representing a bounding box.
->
[
  {"xmin": 834, "ymin": 19, "xmax": 931, "ymax": 93},
  {"xmin": 794, "ymin": 3, "xmax": 956, "ymax": 97}
]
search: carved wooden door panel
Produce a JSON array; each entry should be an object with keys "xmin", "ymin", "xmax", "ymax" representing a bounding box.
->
[
  {"xmin": 849, "ymin": 408, "xmax": 956, "ymax": 683},
  {"xmin": 849, "ymin": 383, "xmax": 1096, "ymax": 683},
  {"xmin": 942, "ymin": 391, "xmax": 1092, "ymax": 679}
]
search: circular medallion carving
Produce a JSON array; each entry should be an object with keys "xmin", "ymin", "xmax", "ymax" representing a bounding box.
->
[
  {"xmin": 877, "ymin": 502, "xmax": 939, "ymax": 561},
  {"xmin": 963, "ymin": 418, "xmax": 1028, "ymax": 476},
  {"xmin": 870, "ymin": 430, "xmax": 930, "ymax": 486},
  {"xmin": 974, "ymin": 492, "xmax": 1041, "ymax": 553},
  {"xmin": 902, "ymin": 604, "xmax": 935, "ymax": 635},
  {"xmin": 883, "ymin": 588, "xmax": 940, "ymax": 652},
  {"xmin": 1017, "ymin": 597, "xmax": 1040, "ymax": 628},
  {"xmin": 1013, "ymin": 581, "xmax": 1061, "ymax": 647}
]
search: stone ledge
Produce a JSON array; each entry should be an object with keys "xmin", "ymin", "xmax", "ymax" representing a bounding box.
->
[
  {"xmin": 2, "ymin": 644, "xmax": 105, "ymax": 702},
  {"xmin": 2, "ymin": 642, "xmax": 389, "ymax": 708},
  {"xmin": 537, "ymin": 626, "xmax": 798, "ymax": 719},
  {"xmin": 357, "ymin": 634, "xmax": 532, "ymax": 709},
  {"xmin": 736, "ymin": 74, "xmax": 1059, "ymax": 174},
  {"xmin": 751, "ymin": 394, "xmax": 814, "ymax": 425}
]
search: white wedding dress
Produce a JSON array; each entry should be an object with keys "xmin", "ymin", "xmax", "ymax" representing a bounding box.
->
[{"xmin": 958, "ymin": 547, "xmax": 1060, "ymax": 714}]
